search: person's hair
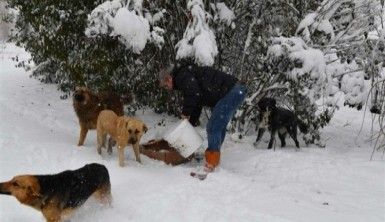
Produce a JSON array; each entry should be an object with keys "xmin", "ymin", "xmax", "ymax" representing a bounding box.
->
[{"xmin": 159, "ymin": 64, "xmax": 174, "ymax": 82}]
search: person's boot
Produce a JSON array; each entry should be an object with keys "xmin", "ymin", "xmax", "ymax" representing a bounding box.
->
[{"xmin": 204, "ymin": 150, "xmax": 220, "ymax": 172}]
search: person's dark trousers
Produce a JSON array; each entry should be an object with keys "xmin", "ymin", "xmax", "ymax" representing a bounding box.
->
[{"xmin": 206, "ymin": 83, "xmax": 247, "ymax": 151}]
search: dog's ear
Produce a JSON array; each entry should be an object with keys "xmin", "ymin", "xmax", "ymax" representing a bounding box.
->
[
  {"xmin": 125, "ymin": 119, "xmax": 133, "ymax": 130},
  {"xmin": 27, "ymin": 184, "xmax": 40, "ymax": 197},
  {"xmin": 17, "ymin": 176, "xmax": 41, "ymax": 198},
  {"xmin": 143, "ymin": 124, "xmax": 148, "ymax": 133},
  {"xmin": 257, "ymin": 98, "xmax": 267, "ymax": 109}
]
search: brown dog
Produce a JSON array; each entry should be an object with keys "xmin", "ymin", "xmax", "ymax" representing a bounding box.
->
[
  {"xmin": 0, "ymin": 163, "xmax": 111, "ymax": 222},
  {"xmin": 73, "ymin": 86, "xmax": 125, "ymax": 146},
  {"xmin": 97, "ymin": 110, "xmax": 148, "ymax": 166}
]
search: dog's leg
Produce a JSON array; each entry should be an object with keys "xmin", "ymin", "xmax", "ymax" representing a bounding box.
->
[
  {"xmin": 253, "ymin": 128, "xmax": 265, "ymax": 147},
  {"xmin": 107, "ymin": 137, "xmax": 116, "ymax": 155},
  {"xmin": 102, "ymin": 134, "xmax": 107, "ymax": 148},
  {"xmin": 93, "ymin": 184, "xmax": 112, "ymax": 207},
  {"xmin": 97, "ymin": 133, "xmax": 105, "ymax": 155},
  {"xmin": 42, "ymin": 205, "xmax": 61, "ymax": 222},
  {"xmin": 268, "ymin": 129, "xmax": 276, "ymax": 149},
  {"xmin": 117, "ymin": 142, "xmax": 126, "ymax": 167},
  {"xmin": 288, "ymin": 128, "xmax": 300, "ymax": 149},
  {"xmin": 60, "ymin": 208, "xmax": 76, "ymax": 222},
  {"xmin": 132, "ymin": 143, "xmax": 142, "ymax": 163},
  {"xmin": 278, "ymin": 132, "xmax": 286, "ymax": 147},
  {"xmin": 118, "ymin": 147, "xmax": 125, "ymax": 167},
  {"xmin": 78, "ymin": 123, "xmax": 88, "ymax": 146}
]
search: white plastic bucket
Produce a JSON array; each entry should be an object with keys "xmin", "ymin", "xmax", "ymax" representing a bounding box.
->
[{"xmin": 163, "ymin": 119, "xmax": 203, "ymax": 158}]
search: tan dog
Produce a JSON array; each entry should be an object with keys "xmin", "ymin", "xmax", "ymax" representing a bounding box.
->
[
  {"xmin": 97, "ymin": 110, "xmax": 148, "ymax": 166},
  {"xmin": 73, "ymin": 86, "xmax": 126, "ymax": 146},
  {"xmin": 0, "ymin": 163, "xmax": 111, "ymax": 222}
]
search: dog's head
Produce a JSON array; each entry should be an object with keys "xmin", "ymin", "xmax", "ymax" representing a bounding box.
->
[
  {"xmin": 117, "ymin": 117, "xmax": 148, "ymax": 144},
  {"xmin": 257, "ymin": 98, "xmax": 276, "ymax": 112},
  {"xmin": 257, "ymin": 98, "xmax": 276, "ymax": 128},
  {"xmin": 0, "ymin": 175, "xmax": 41, "ymax": 205},
  {"xmin": 73, "ymin": 86, "xmax": 92, "ymax": 105}
]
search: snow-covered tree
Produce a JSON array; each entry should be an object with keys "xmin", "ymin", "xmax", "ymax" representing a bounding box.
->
[
  {"xmin": 294, "ymin": 0, "xmax": 385, "ymax": 147},
  {"xmin": 6, "ymin": 0, "xmax": 108, "ymax": 91},
  {"xmin": 6, "ymin": 0, "xmax": 384, "ymax": 147},
  {"xmin": 296, "ymin": 0, "xmax": 384, "ymax": 111},
  {"xmin": 263, "ymin": 36, "xmax": 333, "ymax": 145}
]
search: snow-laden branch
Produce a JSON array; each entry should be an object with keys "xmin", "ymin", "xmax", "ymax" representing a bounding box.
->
[
  {"xmin": 85, "ymin": 0, "xmax": 165, "ymax": 54},
  {"xmin": 175, "ymin": 0, "xmax": 219, "ymax": 66}
]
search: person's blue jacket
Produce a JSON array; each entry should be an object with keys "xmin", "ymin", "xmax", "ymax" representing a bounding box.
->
[{"xmin": 171, "ymin": 64, "xmax": 238, "ymax": 125}]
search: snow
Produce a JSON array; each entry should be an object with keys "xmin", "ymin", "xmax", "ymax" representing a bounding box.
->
[
  {"xmin": 176, "ymin": 0, "xmax": 218, "ymax": 66},
  {"xmin": 86, "ymin": 0, "xmax": 162, "ymax": 54},
  {"xmin": 295, "ymin": 9, "xmax": 335, "ymax": 43},
  {"xmin": 150, "ymin": 26, "xmax": 165, "ymax": 48},
  {"xmin": 131, "ymin": 0, "xmax": 143, "ymax": 12},
  {"xmin": 268, "ymin": 37, "xmax": 327, "ymax": 82},
  {"xmin": 193, "ymin": 31, "xmax": 218, "ymax": 66},
  {"xmin": 215, "ymin": 2, "xmax": 235, "ymax": 26},
  {"xmin": 269, "ymin": 37, "xmax": 308, "ymax": 56},
  {"xmin": 85, "ymin": 0, "xmax": 123, "ymax": 36},
  {"xmin": 340, "ymin": 61, "xmax": 367, "ymax": 106},
  {"xmin": 296, "ymin": 12, "xmax": 317, "ymax": 41},
  {"xmin": 316, "ymin": 19, "xmax": 335, "ymax": 39},
  {"xmin": 289, "ymin": 48, "xmax": 326, "ymax": 81},
  {"xmin": 112, "ymin": 8, "xmax": 150, "ymax": 54},
  {"xmin": 146, "ymin": 9, "xmax": 166, "ymax": 25},
  {"xmin": 0, "ymin": 43, "xmax": 385, "ymax": 222},
  {"xmin": 175, "ymin": 39, "xmax": 194, "ymax": 60}
]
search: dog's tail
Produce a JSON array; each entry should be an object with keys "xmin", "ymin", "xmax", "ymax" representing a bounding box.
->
[{"xmin": 297, "ymin": 118, "xmax": 308, "ymax": 134}]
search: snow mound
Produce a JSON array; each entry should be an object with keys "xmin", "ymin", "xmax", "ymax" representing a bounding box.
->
[
  {"xmin": 268, "ymin": 37, "xmax": 327, "ymax": 82},
  {"xmin": 86, "ymin": 0, "xmax": 163, "ymax": 54},
  {"xmin": 289, "ymin": 48, "xmax": 326, "ymax": 81},
  {"xmin": 176, "ymin": 0, "xmax": 218, "ymax": 66},
  {"xmin": 215, "ymin": 2, "xmax": 235, "ymax": 26},
  {"xmin": 112, "ymin": 8, "xmax": 150, "ymax": 53},
  {"xmin": 192, "ymin": 31, "xmax": 218, "ymax": 66},
  {"xmin": 340, "ymin": 61, "xmax": 367, "ymax": 106},
  {"xmin": 85, "ymin": 0, "xmax": 123, "ymax": 36}
]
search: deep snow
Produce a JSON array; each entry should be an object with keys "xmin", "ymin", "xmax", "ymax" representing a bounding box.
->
[{"xmin": 0, "ymin": 43, "xmax": 384, "ymax": 222}]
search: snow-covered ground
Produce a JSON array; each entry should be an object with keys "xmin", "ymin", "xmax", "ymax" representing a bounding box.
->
[{"xmin": 0, "ymin": 43, "xmax": 384, "ymax": 222}]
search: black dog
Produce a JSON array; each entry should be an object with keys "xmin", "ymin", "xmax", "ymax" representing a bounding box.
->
[{"xmin": 254, "ymin": 98, "xmax": 308, "ymax": 149}]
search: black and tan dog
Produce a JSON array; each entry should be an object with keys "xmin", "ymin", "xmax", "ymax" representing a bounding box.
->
[
  {"xmin": 0, "ymin": 163, "xmax": 111, "ymax": 222},
  {"xmin": 73, "ymin": 86, "xmax": 126, "ymax": 146},
  {"xmin": 254, "ymin": 98, "xmax": 308, "ymax": 149}
]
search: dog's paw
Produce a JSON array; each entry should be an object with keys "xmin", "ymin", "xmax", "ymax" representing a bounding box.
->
[
  {"xmin": 253, "ymin": 141, "xmax": 260, "ymax": 148},
  {"xmin": 230, "ymin": 133, "xmax": 247, "ymax": 143}
]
